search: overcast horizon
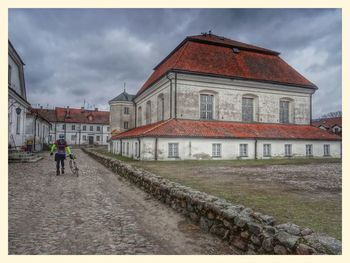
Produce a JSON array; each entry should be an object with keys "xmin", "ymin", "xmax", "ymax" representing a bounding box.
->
[{"xmin": 8, "ymin": 8, "xmax": 341, "ymax": 118}]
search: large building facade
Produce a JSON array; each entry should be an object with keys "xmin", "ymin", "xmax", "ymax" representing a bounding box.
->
[
  {"xmin": 35, "ymin": 107, "xmax": 110, "ymax": 146},
  {"xmin": 109, "ymin": 33, "xmax": 341, "ymax": 160},
  {"xmin": 8, "ymin": 41, "xmax": 31, "ymax": 149}
]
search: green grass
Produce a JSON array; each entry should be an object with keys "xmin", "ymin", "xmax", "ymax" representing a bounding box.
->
[{"xmin": 93, "ymin": 148, "xmax": 342, "ymax": 240}]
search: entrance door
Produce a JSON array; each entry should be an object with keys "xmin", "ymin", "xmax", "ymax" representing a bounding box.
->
[{"xmin": 88, "ymin": 136, "xmax": 94, "ymax": 145}]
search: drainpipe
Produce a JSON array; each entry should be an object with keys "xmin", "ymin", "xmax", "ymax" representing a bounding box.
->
[
  {"xmin": 155, "ymin": 138, "xmax": 158, "ymax": 160},
  {"xmin": 33, "ymin": 114, "xmax": 38, "ymax": 151},
  {"xmin": 254, "ymin": 138, "xmax": 258, "ymax": 160},
  {"xmin": 166, "ymin": 73, "xmax": 173, "ymax": 118},
  {"xmin": 120, "ymin": 139, "xmax": 122, "ymax": 154},
  {"xmin": 175, "ymin": 72, "xmax": 177, "ymax": 119},
  {"xmin": 309, "ymin": 94, "xmax": 313, "ymax": 125}
]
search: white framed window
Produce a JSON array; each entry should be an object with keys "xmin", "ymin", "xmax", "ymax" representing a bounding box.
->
[
  {"xmin": 285, "ymin": 144, "xmax": 292, "ymax": 157},
  {"xmin": 124, "ymin": 121, "xmax": 129, "ymax": 129},
  {"xmin": 107, "ymin": 126, "xmax": 110, "ymax": 132},
  {"xmin": 242, "ymin": 97, "xmax": 254, "ymax": 122},
  {"xmin": 96, "ymin": 135, "xmax": 100, "ymax": 142},
  {"xmin": 306, "ymin": 144, "xmax": 313, "ymax": 157},
  {"xmin": 82, "ymin": 135, "xmax": 86, "ymax": 141},
  {"xmin": 16, "ymin": 113, "xmax": 21, "ymax": 134},
  {"xmin": 168, "ymin": 143, "xmax": 179, "ymax": 158},
  {"xmin": 97, "ymin": 126, "xmax": 101, "ymax": 131},
  {"xmin": 124, "ymin": 107, "xmax": 129, "ymax": 115},
  {"xmin": 212, "ymin": 144, "xmax": 221, "ymax": 157},
  {"xmin": 72, "ymin": 124, "xmax": 75, "ymax": 130},
  {"xmin": 83, "ymin": 125, "xmax": 86, "ymax": 131},
  {"xmin": 239, "ymin": 144, "xmax": 248, "ymax": 157},
  {"xmin": 200, "ymin": 94, "xmax": 213, "ymax": 120},
  {"xmin": 263, "ymin": 144, "xmax": 271, "ymax": 157},
  {"xmin": 135, "ymin": 142, "xmax": 138, "ymax": 157},
  {"xmin": 90, "ymin": 126, "xmax": 93, "ymax": 131},
  {"xmin": 137, "ymin": 106, "xmax": 142, "ymax": 126},
  {"xmin": 324, "ymin": 144, "xmax": 330, "ymax": 156},
  {"xmin": 146, "ymin": 101, "xmax": 152, "ymax": 124},
  {"xmin": 62, "ymin": 124, "xmax": 66, "ymax": 130},
  {"xmin": 122, "ymin": 142, "xmax": 125, "ymax": 154},
  {"xmin": 280, "ymin": 100, "xmax": 290, "ymax": 123},
  {"xmin": 127, "ymin": 142, "xmax": 129, "ymax": 155}
]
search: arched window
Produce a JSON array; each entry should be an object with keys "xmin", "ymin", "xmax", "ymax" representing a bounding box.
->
[
  {"xmin": 137, "ymin": 106, "xmax": 142, "ymax": 126},
  {"xmin": 157, "ymin": 94, "xmax": 165, "ymax": 121},
  {"xmin": 279, "ymin": 97, "xmax": 294, "ymax": 124},
  {"xmin": 146, "ymin": 101, "xmax": 151, "ymax": 124},
  {"xmin": 242, "ymin": 94, "xmax": 259, "ymax": 122}
]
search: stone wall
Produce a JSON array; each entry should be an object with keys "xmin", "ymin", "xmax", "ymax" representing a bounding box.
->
[{"xmin": 82, "ymin": 147, "xmax": 342, "ymax": 255}]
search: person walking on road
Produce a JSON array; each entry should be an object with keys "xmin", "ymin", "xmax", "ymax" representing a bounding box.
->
[{"xmin": 50, "ymin": 134, "xmax": 73, "ymax": 175}]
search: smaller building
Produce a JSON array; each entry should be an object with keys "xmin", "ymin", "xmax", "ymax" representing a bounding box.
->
[
  {"xmin": 109, "ymin": 90, "xmax": 135, "ymax": 135},
  {"xmin": 34, "ymin": 106, "xmax": 110, "ymax": 146},
  {"xmin": 25, "ymin": 108, "xmax": 51, "ymax": 151},
  {"xmin": 312, "ymin": 117, "xmax": 342, "ymax": 136}
]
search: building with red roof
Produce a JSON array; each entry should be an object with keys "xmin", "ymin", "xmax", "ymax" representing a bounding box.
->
[
  {"xmin": 108, "ymin": 33, "xmax": 341, "ymax": 160},
  {"xmin": 33, "ymin": 106, "xmax": 110, "ymax": 146},
  {"xmin": 312, "ymin": 117, "xmax": 342, "ymax": 137}
]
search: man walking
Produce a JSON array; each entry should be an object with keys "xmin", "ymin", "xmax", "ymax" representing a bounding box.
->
[{"xmin": 50, "ymin": 134, "xmax": 73, "ymax": 175}]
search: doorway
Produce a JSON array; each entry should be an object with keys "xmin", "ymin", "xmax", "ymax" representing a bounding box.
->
[{"xmin": 88, "ymin": 136, "xmax": 94, "ymax": 145}]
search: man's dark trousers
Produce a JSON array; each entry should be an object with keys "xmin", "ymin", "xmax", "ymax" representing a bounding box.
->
[{"xmin": 55, "ymin": 153, "xmax": 66, "ymax": 174}]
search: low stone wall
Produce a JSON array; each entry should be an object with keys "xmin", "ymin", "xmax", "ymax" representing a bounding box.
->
[{"xmin": 82, "ymin": 147, "xmax": 342, "ymax": 255}]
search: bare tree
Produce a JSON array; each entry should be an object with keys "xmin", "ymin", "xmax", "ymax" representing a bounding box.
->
[{"xmin": 321, "ymin": 111, "xmax": 342, "ymax": 118}]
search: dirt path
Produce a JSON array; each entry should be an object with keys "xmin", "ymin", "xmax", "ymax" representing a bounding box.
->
[{"xmin": 8, "ymin": 149, "xmax": 237, "ymax": 255}]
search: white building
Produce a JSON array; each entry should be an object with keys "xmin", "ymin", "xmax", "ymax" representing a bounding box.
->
[
  {"xmin": 8, "ymin": 41, "xmax": 31, "ymax": 150},
  {"xmin": 35, "ymin": 107, "xmax": 110, "ymax": 146},
  {"xmin": 25, "ymin": 108, "xmax": 51, "ymax": 151},
  {"xmin": 109, "ymin": 33, "xmax": 341, "ymax": 160}
]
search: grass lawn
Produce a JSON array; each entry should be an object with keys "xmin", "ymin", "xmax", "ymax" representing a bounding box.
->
[{"xmin": 93, "ymin": 148, "xmax": 342, "ymax": 240}]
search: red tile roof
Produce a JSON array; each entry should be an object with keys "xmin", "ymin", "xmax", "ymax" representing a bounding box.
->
[
  {"xmin": 33, "ymin": 107, "xmax": 109, "ymax": 125},
  {"xmin": 136, "ymin": 34, "xmax": 316, "ymax": 97},
  {"xmin": 312, "ymin": 117, "xmax": 342, "ymax": 129},
  {"xmin": 112, "ymin": 119, "xmax": 340, "ymax": 141}
]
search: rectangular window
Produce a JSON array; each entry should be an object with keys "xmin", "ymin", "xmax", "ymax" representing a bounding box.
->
[
  {"xmin": 242, "ymin": 97, "xmax": 254, "ymax": 122},
  {"xmin": 200, "ymin": 94, "xmax": 213, "ymax": 120},
  {"xmin": 135, "ymin": 142, "xmax": 138, "ymax": 157},
  {"xmin": 127, "ymin": 142, "xmax": 129, "ymax": 155},
  {"xmin": 239, "ymin": 144, "xmax": 248, "ymax": 157},
  {"xmin": 122, "ymin": 142, "xmax": 125, "ymax": 154},
  {"xmin": 72, "ymin": 124, "xmax": 75, "ymax": 130},
  {"xmin": 16, "ymin": 113, "xmax": 21, "ymax": 134},
  {"xmin": 263, "ymin": 144, "xmax": 271, "ymax": 157},
  {"xmin": 106, "ymin": 136, "xmax": 109, "ymax": 142},
  {"xmin": 83, "ymin": 135, "xmax": 86, "ymax": 141},
  {"xmin": 62, "ymin": 124, "xmax": 66, "ymax": 130},
  {"xmin": 280, "ymin": 100, "xmax": 290, "ymax": 123},
  {"xmin": 90, "ymin": 126, "xmax": 93, "ymax": 131},
  {"xmin": 96, "ymin": 135, "xmax": 100, "ymax": 141},
  {"xmin": 168, "ymin": 143, "xmax": 179, "ymax": 158},
  {"xmin": 124, "ymin": 121, "xmax": 129, "ymax": 129},
  {"xmin": 124, "ymin": 107, "xmax": 129, "ymax": 115},
  {"xmin": 212, "ymin": 144, "xmax": 221, "ymax": 157},
  {"xmin": 97, "ymin": 126, "xmax": 101, "ymax": 131},
  {"xmin": 8, "ymin": 65, "xmax": 12, "ymax": 84},
  {"xmin": 83, "ymin": 125, "xmax": 86, "ymax": 131},
  {"xmin": 306, "ymin": 144, "xmax": 313, "ymax": 157},
  {"xmin": 324, "ymin": 144, "xmax": 330, "ymax": 156},
  {"xmin": 285, "ymin": 144, "xmax": 292, "ymax": 157},
  {"xmin": 107, "ymin": 127, "xmax": 110, "ymax": 132}
]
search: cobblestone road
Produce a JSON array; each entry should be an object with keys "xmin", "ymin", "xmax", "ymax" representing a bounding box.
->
[{"xmin": 8, "ymin": 149, "xmax": 236, "ymax": 255}]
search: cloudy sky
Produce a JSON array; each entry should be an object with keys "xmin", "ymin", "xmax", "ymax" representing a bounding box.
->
[{"xmin": 8, "ymin": 9, "xmax": 341, "ymax": 117}]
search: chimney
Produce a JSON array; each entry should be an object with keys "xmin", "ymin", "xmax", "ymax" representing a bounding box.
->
[{"xmin": 81, "ymin": 106, "xmax": 85, "ymax": 113}]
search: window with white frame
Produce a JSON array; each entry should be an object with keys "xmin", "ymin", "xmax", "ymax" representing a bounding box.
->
[
  {"xmin": 90, "ymin": 126, "xmax": 93, "ymax": 131},
  {"xmin": 96, "ymin": 135, "xmax": 100, "ymax": 142},
  {"xmin": 82, "ymin": 135, "xmax": 86, "ymax": 141},
  {"xmin": 62, "ymin": 124, "xmax": 66, "ymax": 130},
  {"xmin": 83, "ymin": 125, "xmax": 86, "ymax": 131},
  {"xmin": 137, "ymin": 106, "xmax": 142, "ymax": 126},
  {"xmin": 124, "ymin": 107, "xmax": 129, "ymax": 115},
  {"xmin": 16, "ymin": 113, "xmax": 21, "ymax": 134},
  {"xmin": 324, "ymin": 144, "xmax": 330, "ymax": 156},
  {"xmin": 122, "ymin": 142, "xmax": 125, "ymax": 154},
  {"xmin": 285, "ymin": 144, "xmax": 292, "ymax": 156},
  {"xmin": 146, "ymin": 101, "xmax": 152, "ymax": 124},
  {"xmin": 127, "ymin": 142, "xmax": 129, "ymax": 155},
  {"xmin": 239, "ymin": 144, "xmax": 248, "ymax": 157},
  {"xmin": 200, "ymin": 94, "xmax": 213, "ymax": 120},
  {"xmin": 97, "ymin": 126, "xmax": 101, "ymax": 131},
  {"xmin": 306, "ymin": 144, "xmax": 313, "ymax": 156},
  {"xmin": 168, "ymin": 143, "xmax": 179, "ymax": 158},
  {"xmin": 72, "ymin": 124, "xmax": 75, "ymax": 130},
  {"xmin": 124, "ymin": 121, "xmax": 129, "ymax": 129},
  {"xmin": 242, "ymin": 97, "xmax": 254, "ymax": 122},
  {"xmin": 212, "ymin": 143, "xmax": 221, "ymax": 157},
  {"xmin": 135, "ymin": 142, "xmax": 138, "ymax": 157},
  {"xmin": 279, "ymin": 100, "xmax": 290, "ymax": 123},
  {"xmin": 263, "ymin": 144, "xmax": 271, "ymax": 157}
]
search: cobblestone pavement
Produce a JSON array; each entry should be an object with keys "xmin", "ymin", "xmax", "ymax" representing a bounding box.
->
[{"xmin": 8, "ymin": 149, "xmax": 237, "ymax": 255}]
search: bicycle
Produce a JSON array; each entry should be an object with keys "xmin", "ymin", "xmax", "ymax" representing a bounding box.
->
[{"xmin": 69, "ymin": 154, "xmax": 79, "ymax": 177}]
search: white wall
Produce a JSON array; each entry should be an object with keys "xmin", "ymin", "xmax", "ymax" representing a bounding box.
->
[
  {"xmin": 8, "ymin": 55, "xmax": 23, "ymax": 96},
  {"xmin": 8, "ymin": 98, "xmax": 28, "ymax": 148},
  {"xmin": 111, "ymin": 137, "xmax": 341, "ymax": 160}
]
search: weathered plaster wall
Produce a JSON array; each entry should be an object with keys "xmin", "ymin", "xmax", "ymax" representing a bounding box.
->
[{"xmin": 109, "ymin": 101, "xmax": 135, "ymax": 132}]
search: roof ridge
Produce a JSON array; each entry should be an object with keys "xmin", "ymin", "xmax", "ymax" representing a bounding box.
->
[{"xmin": 141, "ymin": 118, "xmax": 174, "ymax": 135}]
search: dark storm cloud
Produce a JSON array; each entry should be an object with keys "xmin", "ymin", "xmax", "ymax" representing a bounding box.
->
[{"xmin": 8, "ymin": 9, "xmax": 341, "ymax": 116}]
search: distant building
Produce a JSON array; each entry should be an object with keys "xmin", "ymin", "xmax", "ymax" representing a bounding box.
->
[
  {"xmin": 109, "ymin": 33, "xmax": 341, "ymax": 160},
  {"xmin": 312, "ymin": 117, "xmax": 342, "ymax": 137},
  {"xmin": 34, "ymin": 107, "xmax": 110, "ymax": 146},
  {"xmin": 8, "ymin": 40, "xmax": 31, "ymax": 149}
]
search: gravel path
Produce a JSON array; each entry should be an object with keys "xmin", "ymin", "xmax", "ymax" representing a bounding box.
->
[{"xmin": 8, "ymin": 149, "xmax": 237, "ymax": 255}]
